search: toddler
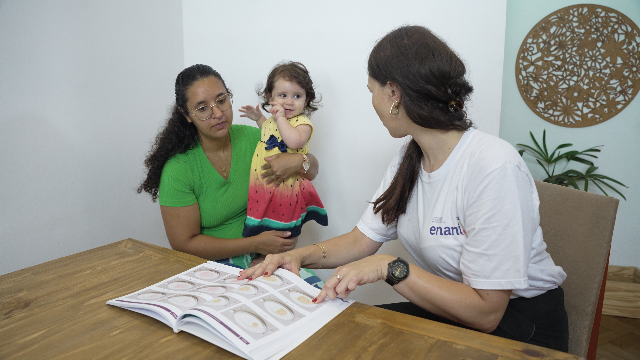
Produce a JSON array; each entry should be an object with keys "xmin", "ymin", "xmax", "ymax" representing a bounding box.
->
[{"xmin": 240, "ymin": 61, "xmax": 328, "ymax": 256}]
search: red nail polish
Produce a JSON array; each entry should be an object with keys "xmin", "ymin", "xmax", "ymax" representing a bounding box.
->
[
  {"xmin": 248, "ymin": 277, "xmax": 253, "ymax": 281},
  {"xmin": 264, "ymin": 272, "xmax": 269, "ymax": 276},
  {"xmin": 312, "ymin": 298, "xmax": 317, "ymax": 303}
]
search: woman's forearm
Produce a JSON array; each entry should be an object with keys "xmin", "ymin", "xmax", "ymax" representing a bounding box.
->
[
  {"xmin": 170, "ymin": 232, "xmax": 296, "ymax": 261},
  {"xmin": 300, "ymin": 227, "xmax": 382, "ymax": 269},
  {"xmin": 171, "ymin": 233, "xmax": 258, "ymax": 260},
  {"xmin": 161, "ymin": 204, "xmax": 294, "ymax": 260},
  {"xmin": 393, "ymin": 267, "xmax": 511, "ymax": 333},
  {"xmin": 263, "ymin": 152, "xmax": 319, "ymax": 183},
  {"xmin": 306, "ymin": 228, "xmax": 511, "ymax": 332}
]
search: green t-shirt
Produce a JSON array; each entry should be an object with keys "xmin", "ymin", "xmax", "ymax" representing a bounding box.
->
[
  {"xmin": 158, "ymin": 125, "xmax": 324, "ymax": 287},
  {"xmin": 159, "ymin": 124, "xmax": 260, "ymax": 242}
]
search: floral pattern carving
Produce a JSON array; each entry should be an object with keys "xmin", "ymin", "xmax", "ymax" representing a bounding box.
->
[{"xmin": 516, "ymin": 5, "xmax": 640, "ymax": 127}]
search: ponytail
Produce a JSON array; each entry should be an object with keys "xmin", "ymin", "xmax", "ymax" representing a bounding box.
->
[{"xmin": 372, "ymin": 139, "xmax": 422, "ymax": 225}]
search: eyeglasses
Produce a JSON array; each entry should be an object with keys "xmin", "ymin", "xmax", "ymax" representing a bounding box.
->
[{"xmin": 190, "ymin": 93, "xmax": 233, "ymax": 121}]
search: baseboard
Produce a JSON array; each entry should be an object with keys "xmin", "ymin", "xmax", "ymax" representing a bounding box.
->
[{"xmin": 602, "ymin": 265, "xmax": 640, "ymax": 319}]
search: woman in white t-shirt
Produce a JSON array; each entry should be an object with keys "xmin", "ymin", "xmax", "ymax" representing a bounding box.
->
[{"xmin": 239, "ymin": 25, "xmax": 568, "ymax": 351}]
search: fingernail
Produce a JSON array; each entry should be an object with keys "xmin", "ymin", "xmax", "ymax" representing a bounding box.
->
[
  {"xmin": 264, "ymin": 272, "xmax": 269, "ymax": 276},
  {"xmin": 248, "ymin": 277, "xmax": 253, "ymax": 281},
  {"xmin": 312, "ymin": 298, "xmax": 317, "ymax": 303}
]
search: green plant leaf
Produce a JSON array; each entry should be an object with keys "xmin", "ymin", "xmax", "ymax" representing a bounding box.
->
[
  {"xmin": 588, "ymin": 174, "xmax": 628, "ymax": 188},
  {"xmin": 530, "ymin": 131, "xmax": 546, "ymax": 158},
  {"xmin": 536, "ymin": 159, "xmax": 552, "ymax": 178},
  {"xmin": 562, "ymin": 150, "xmax": 580, "ymax": 158},
  {"xmin": 594, "ymin": 180, "xmax": 627, "ymax": 200},
  {"xmin": 541, "ymin": 130, "xmax": 548, "ymax": 157},
  {"xmin": 548, "ymin": 151, "xmax": 576, "ymax": 164},
  {"xmin": 554, "ymin": 169, "xmax": 584, "ymax": 189},
  {"xmin": 555, "ymin": 174, "xmax": 580, "ymax": 189},
  {"xmin": 555, "ymin": 143, "xmax": 573, "ymax": 150},
  {"xmin": 584, "ymin": 177, "xmax": 589, "ymax": 192},
  {"xmin": 548, "ymin": 143, "xmax": 573, "ymax": 162},
  {"xmin": 573, "ymin": 146, "xmax": 601, "ymax": 159},
  {"xmin": 569, "ymin": 156, "xmax": 596, "ymax": 166},
  {"xmin": 517, "ymin": 144, "xmax": 546, "ymax": 160},
  {"xmin": 585, "ymin": 173, "xmax": 628, "ymax": 200},
  {"xmin": 519, "ymin": 130, "xmax": 627, "ymax": 200},
  {"xmin": 591, "ymin": 180, "xmax": 609, "ymax": 197},
  {"xmin": 584, "ymin": 166, "xmax": 598, "ymax": 192}
]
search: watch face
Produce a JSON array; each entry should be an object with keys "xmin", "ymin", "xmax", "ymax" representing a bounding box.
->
[
  {"xmin": 391, "ymin": 261, "xmax": 408, "ymax": 278},
  {"xmin": 386, "ymin": 258, "xmax": 409, "ymax": 286}
]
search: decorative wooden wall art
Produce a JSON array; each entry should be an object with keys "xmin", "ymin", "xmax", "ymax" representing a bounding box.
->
[{"xmin": 516, "ymin": 5, "xmax": 640, "ymax": 127}]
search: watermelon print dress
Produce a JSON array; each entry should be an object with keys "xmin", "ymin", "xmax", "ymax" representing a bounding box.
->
[{"xmin": 243, "ymin": 114, "xmax": 328, "ymax": 238}]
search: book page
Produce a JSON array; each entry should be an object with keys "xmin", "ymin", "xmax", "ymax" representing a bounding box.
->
[
  {"xmin": 107, "ymin": 263, "xmax": 240, "ymax": 330},
  {"xmin": 107, "ymin": 262, "xmax": 353, "ymax": 360},
  {"xmin": 107, "ymin": 279, "xmax": 196, "ymax": 330},
  {"xmin": 177, "ymin": 262, "xmax": 352, "ymax": 360}
]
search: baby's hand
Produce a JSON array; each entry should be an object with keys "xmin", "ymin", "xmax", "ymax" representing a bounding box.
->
[
  {"xmin": 269, "ymin": 102, "xmax": 285, "ymax": 120},
  {"xmin": 239, "ymin": 104, "xmax": 264, "ymax": 122}
]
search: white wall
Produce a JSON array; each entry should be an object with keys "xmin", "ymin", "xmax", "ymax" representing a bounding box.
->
[
  {"xmin": 0, "ymin": 0, "xmax": 184, "ymax": 274},
  {"xmin": 0, "ymin": 0, "xmax": 507, "ymax": 306},
  {"xmin": 183, "ymin": 0, "xmax": 507, "ymax": 304}
]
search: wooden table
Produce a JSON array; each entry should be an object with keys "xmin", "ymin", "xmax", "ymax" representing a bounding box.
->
[{"xmin": 0, "ymin": 239, "xmax": 579, "ymax": 359}]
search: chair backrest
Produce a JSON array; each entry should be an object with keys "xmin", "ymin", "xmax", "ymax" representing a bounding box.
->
[{"xmin": 535, "ymin": 180, "xmax": 619, "ymax": 358}]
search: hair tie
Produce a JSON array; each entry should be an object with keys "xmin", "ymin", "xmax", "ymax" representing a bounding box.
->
[{"xmin": 447, "ymin": 89, "xmax": 464, "ymax": 112}]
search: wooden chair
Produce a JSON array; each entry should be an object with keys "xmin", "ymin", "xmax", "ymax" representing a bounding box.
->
[{"xmin": 535, "ymin": 180, "xmax": 619, "ymax": 359}]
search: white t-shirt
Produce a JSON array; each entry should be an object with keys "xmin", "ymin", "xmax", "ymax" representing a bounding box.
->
[{"xmin": 357, "ymin": 128, "xmax": 566, "ymax": 298}]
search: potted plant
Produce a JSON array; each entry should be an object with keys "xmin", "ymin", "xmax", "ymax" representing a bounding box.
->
[{"xmin": 517, "ymin": 130, "xmax": 627, "ymax": 200}]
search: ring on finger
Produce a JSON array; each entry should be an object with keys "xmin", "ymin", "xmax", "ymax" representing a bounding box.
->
[{"xmin": 336, "ymin": 274, "xmax": 341, "ymax": 280}]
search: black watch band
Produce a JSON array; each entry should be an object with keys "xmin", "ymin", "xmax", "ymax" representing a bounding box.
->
[{"xmin": 385, "ymin": 257, "xmax": 410, "ymax": 286}]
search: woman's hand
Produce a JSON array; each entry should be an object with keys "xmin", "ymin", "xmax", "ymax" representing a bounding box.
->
[
  {"xmin": 249, "ymin": 254, "xmax": 266, "ymax": 267},
  {"xmin": 313, "ymin": 254, "xmax": 395, "ymax": 303},
  {"xmin": 239, "ymin": 104, "xmax": 264, "ymax": 122},
  {"xmin": 251, "ymin": 230, "xmax": 295, "ymax": 255},
  {"xmin": 238, "ymin": 251, "xmax": 304, "ymax": 280},
  {"xmin": 261, "ymin": 153, "xmax": 304, "ymax": 186}
]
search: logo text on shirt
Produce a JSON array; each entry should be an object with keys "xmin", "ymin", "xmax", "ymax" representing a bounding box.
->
[{"xmin": 429, "ymin": 216, "xmax": 466, "ymax": 236}]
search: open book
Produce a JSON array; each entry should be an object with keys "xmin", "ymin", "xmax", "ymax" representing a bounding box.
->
[{"xmin": 107, "ymin": 262, "xmax": 352, "ymax": 360}]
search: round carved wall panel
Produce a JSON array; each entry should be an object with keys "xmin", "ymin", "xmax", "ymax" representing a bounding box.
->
[{"xmin": 516, "ymin": 4, "xmax": 640, "ymax": 127}]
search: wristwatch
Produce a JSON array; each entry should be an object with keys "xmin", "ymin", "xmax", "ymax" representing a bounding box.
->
[
  {"xmin": 385, "ymin": 257, "xmax": 410, "ymax": 286},
  {"xmin": 301, "ymin": 154, "xmax": 310, "ymax": 174}
]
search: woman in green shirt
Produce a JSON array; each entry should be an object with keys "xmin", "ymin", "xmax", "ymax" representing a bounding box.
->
[{"xmin": 138, "ymin": 64, "xmax": 322, "ymax": 287}]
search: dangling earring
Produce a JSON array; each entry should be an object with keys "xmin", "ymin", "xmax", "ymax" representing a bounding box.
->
[{"xmin": 389, "ymin": 101, "xmax": 400, "ymax": 115}]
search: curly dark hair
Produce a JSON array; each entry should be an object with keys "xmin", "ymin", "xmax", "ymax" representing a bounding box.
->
[
  {"xmin": 257, "ymin": 61, "xmax": 321, "ymax": 116},
  {"xmin": 369, "ymin": 25, "xmax": 474, "ymax": 225},
  {"xmin": 137, "ymin": 64, "xmax": 230, "ymax": 201}
]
